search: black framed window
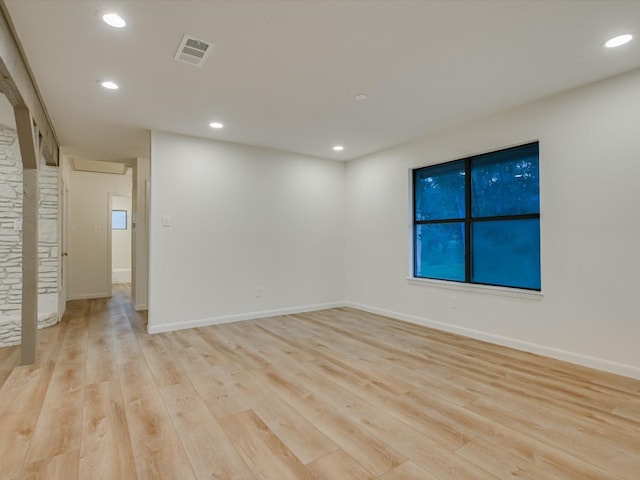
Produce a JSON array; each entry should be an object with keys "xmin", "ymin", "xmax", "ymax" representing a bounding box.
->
[{"xmin": 413, "ymin": 142, "xmax": 540, "ymax": 290}]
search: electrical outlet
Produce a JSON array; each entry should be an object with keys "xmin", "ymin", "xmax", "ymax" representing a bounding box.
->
[{"xmin": 256, "ymin": 286, "xmax": 263, "ymax": 298}]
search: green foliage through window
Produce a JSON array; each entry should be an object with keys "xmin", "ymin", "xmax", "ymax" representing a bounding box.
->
[{"xmin": 413, "ymin": 142, "xmax": 540, "ymax": 290}]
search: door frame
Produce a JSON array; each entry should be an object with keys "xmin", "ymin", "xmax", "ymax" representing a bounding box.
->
[
  {"xmin": 107, "ymin": 192, "xmax": 114, "ymax": 298},
  {"xmin": 58, "ymin": 182, "xmax": 69, "ymax": 315},
  {"xmin": 109, "ymin": 192, "xmax": 133, "ymax": 292}
]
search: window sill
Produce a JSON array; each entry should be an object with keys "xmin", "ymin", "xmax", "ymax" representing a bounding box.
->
[{"xmin": 407, "ymin": 277, "xmax": 543, "ymax": 300}]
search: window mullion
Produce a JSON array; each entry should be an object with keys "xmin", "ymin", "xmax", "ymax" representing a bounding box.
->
[{"xmin": 465, "ymin": 158, "xmax": 472, "ymax": 283}]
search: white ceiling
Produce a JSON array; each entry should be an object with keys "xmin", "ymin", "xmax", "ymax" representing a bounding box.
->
[{"xmin": 4, "ymin": 0, "xmax": 640, "ymax": 162}]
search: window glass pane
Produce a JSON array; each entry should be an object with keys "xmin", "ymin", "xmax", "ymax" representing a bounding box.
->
[
  {"xmin": 415, "ymin": 223, "xmax": 465, "ymax": 281},
  {"xmin": 415, "ymin": 160, "xmax": 466, "ymax": 221},
  {"xmin": 471, "ymin": 143, "xmax": 539, "ymax": 218},
  {"xmin": 471, "ymin": 219, "xmax": 540, "ymax": 290},
  {"xmin": 112, "ymin": 210, "xmax": 127, "ymax": 230}
]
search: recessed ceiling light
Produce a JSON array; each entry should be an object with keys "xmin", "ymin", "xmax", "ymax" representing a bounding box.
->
[
  {"xmin": 333, "ymin": 145, "xmax": 344, "ymax": 151},
  {"xmin": 354, "ymin": 94, "xmax": 368, "ymax": 102},
  {"xmin": 209, "ymin": 122, "xmax": 224, "ymax": 129},
  {"xmin": 604, "ymin": 34, "xmax": 633, "ymax": 48},
  {"xmin": 102, "ymin": 13, "xmax": 126, "ymax": 28},
  {"xmin": 100, "ymin": 80, "xmax": 119, "ymax": 90}
]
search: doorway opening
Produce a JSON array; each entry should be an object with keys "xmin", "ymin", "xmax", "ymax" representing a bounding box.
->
[{"xmin": 110, "ymin": 194, "xmax": 133, "ymax": 288}]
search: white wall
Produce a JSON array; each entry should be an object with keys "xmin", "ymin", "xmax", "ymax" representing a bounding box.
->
[
  {"xmin": 111, "ymin": 194, "xmax": 132, "ymax": 283},
  {"xmin": 149, "ymin": 131, "xmax": 345, "ymax": 332},
  {"xmin": 68, "ymin": 169, "xmax": 132, "ymax": 299},
  {"xmin": 345, "ymin": 67, "xmax": 640, "ymax": 378}
]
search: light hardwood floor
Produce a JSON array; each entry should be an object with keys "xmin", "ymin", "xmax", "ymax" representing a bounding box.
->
[
  {"xmin": 0, "ymin": 341, "xmax": 19, "ymax": 388},
  {"xmin": 1, "ymin": 284, "xmax": 639, "ymax": 479}
]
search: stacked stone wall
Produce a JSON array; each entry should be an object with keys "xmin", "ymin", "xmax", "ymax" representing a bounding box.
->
[{"xmin": 0, "ymin": 125, "xmax": 59, "ymax": 346}]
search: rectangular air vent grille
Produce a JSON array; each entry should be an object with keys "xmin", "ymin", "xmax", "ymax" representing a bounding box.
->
[{"xmin": 174, "ymin": 35, "xmax": 213, "ymax": 66}]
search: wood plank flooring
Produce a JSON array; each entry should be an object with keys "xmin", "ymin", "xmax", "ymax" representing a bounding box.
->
[
  {"xmin": 1, "ymin": 284, "xmax": 639, "ymax": 479},
  {"xmin": 0, "ymin": 341, "xmax": 19, "ymax": 388}
]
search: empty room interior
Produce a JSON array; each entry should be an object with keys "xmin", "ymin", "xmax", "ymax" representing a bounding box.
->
[{"xmin": 1, "ymin": 1, "xmax": 639, "ymax": 479}]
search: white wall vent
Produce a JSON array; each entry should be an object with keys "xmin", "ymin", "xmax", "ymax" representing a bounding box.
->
[{"xmin": 174, "ymin": 35, "xmax": 213, "ymax": 67}]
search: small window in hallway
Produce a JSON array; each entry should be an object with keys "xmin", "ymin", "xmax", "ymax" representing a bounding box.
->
[{"xmin": 112, "ymin": 210, "xmax": 127, "ymax": 230}]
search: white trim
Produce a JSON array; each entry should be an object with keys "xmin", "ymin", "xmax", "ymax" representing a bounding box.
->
[
  {"xmin": 145, "ymin": 296, "xmax": 640, "ymax": 380},
  {"xmin": 407, "ymin": 277, "xmax": 543, "ymax": 300},
  {"xmin": 147, "ymin": 301, "xmax": 346, "ymax": 334},
  {"xmin": 345, "ymin": 301, "xmax": 640, "ymax": 380},
  {"xmin": 68, "ymin": 292, "xmax": 110, "ymax": 300},
  {"xmin": 112, "ymin": 268, "xmax": 132, "ymax": 284},
  {"xmin": 134, "ymin": 303, "xmax": 147, "ymax": 311},
  {"xmin": 107, "ymin": 193, "xmax": 114, "ymax": 298}
]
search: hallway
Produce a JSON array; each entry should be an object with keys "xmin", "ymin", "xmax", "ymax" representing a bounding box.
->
[{"xmin": 0, "ymin": 284, "xmax": 147, "ymax": 478}]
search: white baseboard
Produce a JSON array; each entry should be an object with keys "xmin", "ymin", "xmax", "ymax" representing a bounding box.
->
[
  {"xmin": 345, "ymin": 302, "xmax": 640, "ymax": 380},
  {"xmin": 147, "ymin": 301, "xmax": 346, "ymax": 334},
  {"xmin": 143, "ymin": 298, "xmax": 640, "ymax": 380},
  {"xmin": 68, "ymin": 292, "xmax": 110, "ymax": 300},
  {"xmin": 112, "ymin": 268, "xmax": 132, "ymax": 284}
]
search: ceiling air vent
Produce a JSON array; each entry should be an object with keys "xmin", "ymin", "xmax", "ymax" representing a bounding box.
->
[{"xmin": 174, "ymin": 35, "xmax": 212, "ymax": 67}]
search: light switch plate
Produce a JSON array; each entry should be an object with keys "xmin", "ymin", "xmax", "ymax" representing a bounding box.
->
[{"xmin": 162, "ymin": 215, "xmax": 171, "ymax": 227}]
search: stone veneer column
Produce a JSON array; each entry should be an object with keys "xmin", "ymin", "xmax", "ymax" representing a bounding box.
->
[{"xmin": 0, "ymin": 125, "xmax": 59, "ymax": 346}]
